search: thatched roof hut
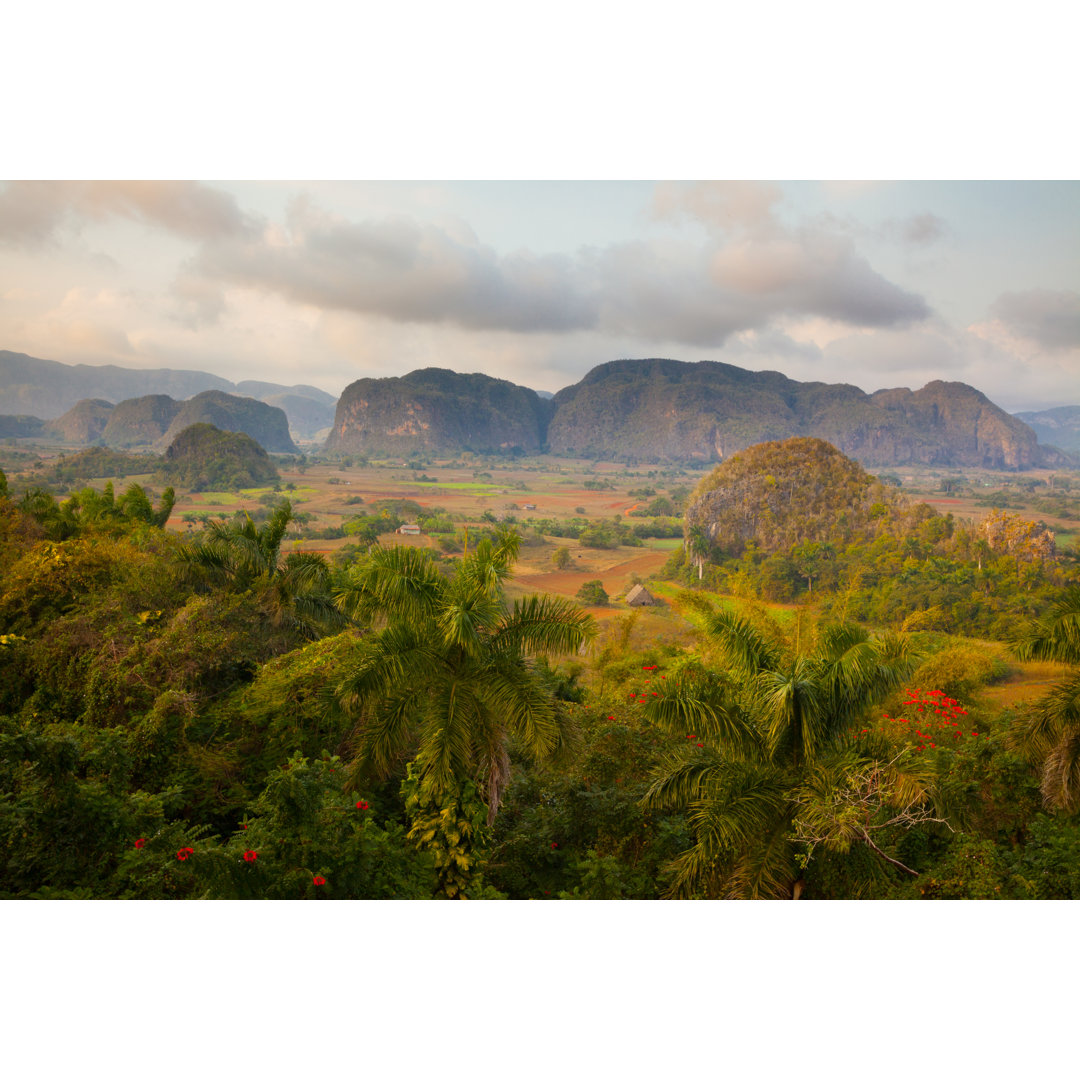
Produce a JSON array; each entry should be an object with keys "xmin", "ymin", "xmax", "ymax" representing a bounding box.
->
[{"xmin": 625, "ymin": 584, "xmax": 660, "ymax": 606}]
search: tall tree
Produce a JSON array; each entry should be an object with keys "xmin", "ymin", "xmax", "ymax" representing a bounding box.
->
[
  {"xmin": 179, "ymin": 501, "xmax": 342, "ymax": 638},
  {"xmin": 333, "ymin": 531, "xmax": 594, "ymax": 896},
  {"xmin": 642, "ymin": 605, "xmax": 927, "ymax": 898}
]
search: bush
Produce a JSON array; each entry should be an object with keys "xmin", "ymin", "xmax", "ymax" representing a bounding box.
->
[
  {"xmin": 551, "ymin": 546, "xmax": 572, "ymax": 570},
  {"xmin": 576, "ymin": 580, "xmax": 609, "ymax": 605},
  {"xmin": 910, "ymin": 644, "xmax": 1005, "ymax": 701}
]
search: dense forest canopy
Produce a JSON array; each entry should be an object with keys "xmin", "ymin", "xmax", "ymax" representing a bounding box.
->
[{"xmin": 2, "ymin": 435, "xmax": 1079, "ymax": 900}]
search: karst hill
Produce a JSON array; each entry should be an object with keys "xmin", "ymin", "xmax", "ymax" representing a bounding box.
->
[{"xmin": 326, "ymin": 358, "xmax": 1070, "ymax": 469}]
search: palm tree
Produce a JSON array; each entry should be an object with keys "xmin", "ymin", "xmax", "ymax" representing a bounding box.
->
[
  {"xmin": 1009, "ymin": 588, "xmax": 1080, "ymax": 812},
  {"xmin": 332, "ymin": 530, "xmax": 594, "ymax": 896},
  {"xmin": 179, "ymin": 501, "xmax": 343, "ymax": 638},
  {"xmin": 642, "ymin": 605, "xmax": 927, "ymax": 898}
]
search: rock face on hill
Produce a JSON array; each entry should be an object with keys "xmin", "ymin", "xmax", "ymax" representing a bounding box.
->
[
  {"xmin": 325, "ymin": 368, "xmax": 550, "ymax": 455},
  {"xmin": 159, "ymin": 423, "xmax": 280, "ymax": 491},
  {"xmin": 103, "ymin": 395, "xmax": 181, "ymax": 447},
  {"xmin": 44, "ymin": 399, "xmax": 115, "ymax": 444},
  {"xmin": 546, "ymin": 358, "xmax": 1062, "ymax": 469},
  {"xmin": 155, "ymin": 391, "xmax": 297, "ymax": 453},
  {"xmin": 1014, "ymin": 405, "xmax": 1080, "ymax": 456}
]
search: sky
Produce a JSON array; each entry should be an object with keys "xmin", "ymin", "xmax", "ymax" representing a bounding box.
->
[{"xmin": 1, "ymin": 179, "xmax": 1078, "ymax": 412}]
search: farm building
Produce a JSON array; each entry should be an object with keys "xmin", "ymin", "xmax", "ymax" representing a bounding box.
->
[
  {"xmin": 396, "ymin": 523, "xmax": 421, "ymax": 535},
  {"xmin": 625, "ymin": 584, "xmax": 661, "ymax": 606}
]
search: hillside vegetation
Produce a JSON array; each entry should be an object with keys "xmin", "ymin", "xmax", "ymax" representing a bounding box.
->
[
  {"xmin": 685, "ymin": 437, "xmax": 901, "ymax": 556},
  {"xmin": 2, "ymin": 440, "xmax": 1080, "ymax": 902},
  {"xmin": 158, "ymin": 423, "xmax": 280, "ymax": 491}
]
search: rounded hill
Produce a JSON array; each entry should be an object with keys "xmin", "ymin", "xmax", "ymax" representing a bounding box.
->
[
  {"xmin": 685, "ymin": 437, "xmax": 905, "ymax": 557},
  {"xmin": 158, "ymin": 423, "xmax": 280, "ymax": 492}
]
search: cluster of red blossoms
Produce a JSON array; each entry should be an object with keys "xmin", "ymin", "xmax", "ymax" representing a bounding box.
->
[
  {"xmin": 243, "ymin": 850, "xmax": 258, "ymax": 862},
  {"xmin": 623, "ymin": 665, "xmax": 669, "ymax": 712},
  {"xmin": 864, "ymin": 688, "xmax": 987, "ymax": 753},
  {"xmin": 356, "ymin": 800, "xmax": 369, "ymax": 810},
  {"xmin": 176, "ymin": 847, "xmax": 194, "ymax": 861}
]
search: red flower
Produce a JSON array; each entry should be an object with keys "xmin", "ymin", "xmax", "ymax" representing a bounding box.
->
[
  {"xmin": 930, "ymin": 743, "xmax": 936, "ymax": 748},
  {"xmin": 313, "ymin": 876, "xmax": 326, "ymax": 886},
  {"xmin": 551, "ymin": 842, "xmax": 558, "ymax": 849},
  {"xmin": 356, "ymin": 800, "xmax": 369, "ymax": 810},
  {"xmin": 243, "ymin": 850, "xmax": 258, "ymax": 862},
  {"xmin": 134, "ymin": 838, "xmax": 146, "ymax": 849},
  {"xmin": 241, "ymin": 824, "xmax": 248, "ymax": 829},
  {"xmin": 176, "ymin": 847, "xmax": 194, "ymax": 861},
  {"xmin": 697, "ymin": 742, "xmax": 704, "ymax": 748},
  {"xmin": 608, "ymin": 715, "xmax": 615, "ymax": 720}
]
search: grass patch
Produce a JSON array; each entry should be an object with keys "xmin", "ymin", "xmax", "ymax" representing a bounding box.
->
[{"xmin": 643, "ymin": 537, "xmax": 684, "ymax": 550}]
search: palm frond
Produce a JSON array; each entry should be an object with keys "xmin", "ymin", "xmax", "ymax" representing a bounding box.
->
[
  {"xmin": 475, "ymin": 664, "xmax": 560, "ymax": 759},
  {"xmin": 336, "ymin": 624, "xmax": 445, "ymax": 710},
  {"xmin": 416, "ymin": 679, "xmax": 481, "ymax": 795},
  {"xmin": 755, "ymin": 662, "xmax": 827, "ymax": 766},
  {"xmin": 644, "ymin": 673, "xmax": 760, "ymax": 758},
  {"xmin": 492, "ymin": 595, "xmax": 596, "ymax": 657},
  {"xmin": 641, "ymin": 757, "xmax": 730, "ymax": 811},
  {"xmin": 723, "ymin": 810, "xmax": 799, "ymax": 899},
  {"xmin": 702, "ymin": 608, "xmax": 780, "ymax": 678},
  {"xmin": 1010, "ymin": 586, "xmax": 1080, "ymax": 666},
  {"xmin": 350, "ymin": 690, "xmax": 421, "ymax": 780},
  {"xmin": 1042, "ymin": 726, "xmax": 1080, "ymax": 813},
  {"xmin": 334, "ymin": 544, "xmax": 445, "ymax": 623}
]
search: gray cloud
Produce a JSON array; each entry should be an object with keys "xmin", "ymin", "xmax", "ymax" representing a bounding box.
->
[
  {"xmin": 189, "ymin": 190, "xmax": 930, "ymax": 346},
  {"xmin": 990, "ymin": 288, "xmax": 1080, "ymax": 349},
  {"xmin": 0, "ymin": 181, "xmax": 254, "ymax": 246},
  {"xmin": 196, "ymin": 198, "xmax": 597, "ymax": 333}
]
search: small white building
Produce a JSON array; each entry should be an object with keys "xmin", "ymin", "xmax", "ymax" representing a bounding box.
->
[{"xmin": 397, "ymin": 523, "xmax": 421, "ymax": 535}]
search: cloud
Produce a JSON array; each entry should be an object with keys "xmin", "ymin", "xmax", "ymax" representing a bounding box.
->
[
  {"xmin": 989, "ymin": 288, "xmax": 1080, "ymax": 349},
  {"xmin": 187, "ymin": 188, "xmax": 930, "ymax": 347},
  {"xmin": 0, "ymin": 181, "xmax": 254, "ymax": 246},
  {"xmin": 195, "ymin": 197, "xmax": 598, "ymax": 334}
]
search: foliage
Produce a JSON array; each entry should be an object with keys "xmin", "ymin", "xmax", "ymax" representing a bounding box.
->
[
  {"xmin": 332, "ymin": 532, "xmax": 594, "ymax": 894},
  {"xmin": 641, "ymin": 603, "xmax": 927, "ymax": 897},
  {"xmin": 576, "ymin": 580, "xmax": 609, "ymax": 606},
  {"xmin": 158, "ymin": 423, "xmax": 280, "ymax": 491}
]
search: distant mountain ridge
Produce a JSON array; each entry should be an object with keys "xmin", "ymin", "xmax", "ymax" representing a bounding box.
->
[
  {"xmin": 0, "ymin": 350, "xmax": 333, "ymax": 439},
  {"xmin": 4, "ymin": 348, "xmax": 1076, "ymax": 470},
  {"xmin": 1013, "ymin": 406, "xmax": 1080, "ymax": 456}
]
